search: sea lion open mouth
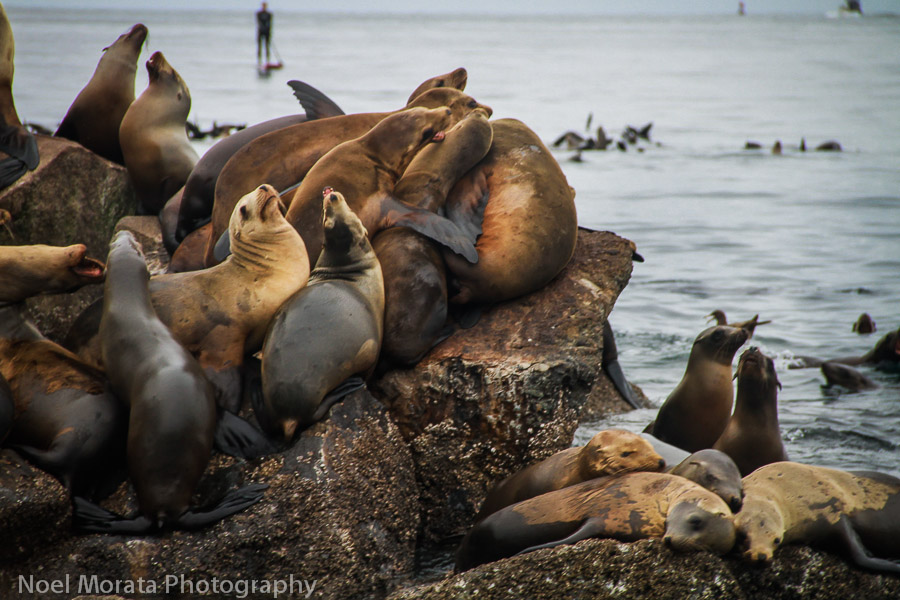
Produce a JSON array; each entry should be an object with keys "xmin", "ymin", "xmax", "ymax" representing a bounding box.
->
[
  {"xmin": 146, "ymin": 51, "xmax": 162, "ymax": 79},
  {"xmin": 432, "ymin": 130, "xmax": 446, "ymax": 142},
  {"xmin": 71, "ymin": 256, "xmax": 106, "ymax": 281}
]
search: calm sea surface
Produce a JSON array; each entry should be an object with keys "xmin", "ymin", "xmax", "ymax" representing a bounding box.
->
[{"xmin": 8, "ymin": 8, "xmax": 900, "ymax": 476}]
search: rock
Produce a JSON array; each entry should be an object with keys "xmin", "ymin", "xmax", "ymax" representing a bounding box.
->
[
  {"xmin": 0, "ymin": 389, "xmax": 420, "ymax": 600},
  {"xmin": 0, "ymin": 135, "xmax": 137, "ymax": 343},
  {"xmin": 388, "ymin": 538, "xmax": 900, "ymax": 600},
  {"xmin": 370, "ymin": 227, "xmax": 641, "ymax": 543}
]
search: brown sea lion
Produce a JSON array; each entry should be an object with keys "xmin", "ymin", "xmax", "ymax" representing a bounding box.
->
[
  {"xmin": 649, "ymin": 325, "xmax": 749, "ymax": 453},
  {"xmin": 456, "ymin": 471, "xmax": 736, "ymax": 571},
  {"xmin": 0, "ymin": 2, "xmax": 38, "ymax": 188},
  {"xmin": 168, "ymin": 221, "xmax": 211, "ymax": 273},
  {"xmin": 406, "ymin": 66, "xmax": 467, "ymax": 104},
  {"xmin": 259, "ymin": 189, "xmax": 383, "ymax": 442},
  {"xmin": 820, "ymin": 361, "xmax": 880, "ymax": 392},
  {"xmin": 790, "ymin": 326, "xmax": 900, "ymax": 370},
  {"xmin": 205, "ymin": 86, "xmax": 493, "ymax": 267},
  {"xmin": 669, "ymin": 448, "xmax": 744, "ymax": 512},
  {"xmin": 712, "ymin": 347, "xmax": 788, "ymax": 477},
  {"xmin": 736, "ymin": 462, "xmax": 900, "ymax": 574},
  {"xmin": 853, "ymin": 312, "xmax": 876, "ymax": 334},
  {"xmin": 55, "ymin": 23, "xmax": 148, "ymax": 164},
  {"xmin": 475, "ymin": 429, "xmax": 665, "ymax": 521},
  {"xmin": 441, "ymin": 118, "xmax": 578, "ymax": 305},
  {"xmin": 72, "ymin": 230, "xmax": 266, "ymax": 533},
  {"xmin": 119, "ymin": 51, "xmax": 198, "ymax": 215},
  {"xmin": 601, "ymin": 320, "xmax": 641, "ymax": 409},
  {"xmin": 706, "ymin": 310, "xmax": 771, "ymax": 338},
  {"xmin": 65, "ymin": 185, "xmax": 309, "ymax": 413}
]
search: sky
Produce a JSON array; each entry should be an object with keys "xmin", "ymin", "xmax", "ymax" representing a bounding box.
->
[{"xmin": 4, "ymin": 0, "xmax": 898, "ymax": 15}]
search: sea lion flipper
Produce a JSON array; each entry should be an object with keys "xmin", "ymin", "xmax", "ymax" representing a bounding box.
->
[
  {"xmin": 213, "ymin": 229, "xmax": 232, "ymax": 261},
  {"xmin": 286, "ymin": 80, "xmax": 345, "ymax": 120},
  {"xmin": 444, "ymin": 187, "xmax": 488, "ymax": 244},
  {"xmin": 214, "ymin": 410, "xmax": 276, "ymax": 459},
  {"xmin": 603, "ymin": 358, "xmax": 641, "ymax": 409},
  {"xmin": 311, "ymin": 376, "xmax": 367, "ymax": 422},
  {"xmin": 176, "ymin": 483, "xmax": 268, "ymax": 530},
  {"xmin": 837, "ymin": 514, "xmax": 900, "ymax": 574},
  {"xmin": 514, "ymin": 518, "xmax": 604, "ymax": 556},
  {"xmin": 381, "ymin": 197, "xmax": 479, "ymax": 263},
  {"xmin": 0, "ymin": 123, "xmax": 39, "ymax": 169},
  {"xmin": 72, "ymin": 496, "xmax": 153, "ymax": 534}
]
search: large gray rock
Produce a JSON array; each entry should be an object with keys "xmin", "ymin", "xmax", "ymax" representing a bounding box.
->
[
  {"xmin": 389, "ymin": 538, "xmax": 900, "ymax": 600},
  {"xmin": 371, "ymin": 228, "xmax": 642, "ymax": 543}
]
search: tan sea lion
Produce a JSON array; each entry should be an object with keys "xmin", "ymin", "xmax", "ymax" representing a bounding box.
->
[
  {"xmin": 259, "ymin": 189, "xmax": 383, "ymax": 442},
  {"xmin": 0, "ymin": 243, "xmax": 105, "ymax": 306},
  {"xmin": 736, "ymin": 462, "xmax": 900, "ymax": 574},
  {"xmin": 706, "ymin": 310, "xmax": 771, "ymax": 338},
  {"xmin": 72, "ymin": 230, "xmax": 266, "ymax": 534},
  {"xmin": 0, "ymin": 2, "xmax": 38, "ymax": 188},
  {"xmin": 206, "ymin": 86, "xmax": 493, "ymax": 267},
  {"xmin": 456, "ymin": 471, "xmax": 736, "ymax": 571},
  {"xmin": 55, "ymin": 23, "xmax": 148, "ymax": 164},
  {"xmin": 442, "ymin": 118, "xmax": 578, "ymax": 304},
  {"xmin": 713, "ymin": 347, "xmax": 788, "ymax": 476},
  {"xmin": 475, "ymin": 429, "xmax": 665, "ymax": 521},
  {"xmin": 374, "ymin": 109, "xmax": 493, "ymax": 367},
  {"xmin": 649, "ymin": 325, "xmax": 750, "ymax": 453},
  {"xmin": 119, "ymin": 51, "xmax": 198, "ymax": 215},
  {"xmin": 406, "ymin": 66, "xmax": 468, "ymax": 104},
  {"xmin": 65, "ymin": 185, "xmax": 309, "ymax": 413}
]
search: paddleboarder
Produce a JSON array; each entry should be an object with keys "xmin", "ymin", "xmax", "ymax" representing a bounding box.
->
[{"xmin": 256, "ymin": 2, "xmax": 273, "ymax": 66}]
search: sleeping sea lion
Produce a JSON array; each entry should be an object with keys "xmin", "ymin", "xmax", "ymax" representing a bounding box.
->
[
  {"xmin": 649, "ymin": 325, "xmax": 749, "ymax": 453},
  {"xmin": 669, "ymin": 448, "xmax": 744, "ymax": 512},
  {"xmin": 119, "ymin": 51, "xmax": 198, "ymax": 215},
  {"xmin": 55, "ymin": 23, "xmax": 148, "ymax": 164},
  {"xmin": 713, "ymin": 347, "xmax": 788, "ymax": 476},
  {"xmin": 456, "ymin": 471, "xmax": 736, "ymax": 571},
  {"xmin": 736, "ymin": 462, "xmax": 900, "ymax": 574},
  {"xmin": 260, "ymin": 189, "xmax": 383, "ymax": 442}
]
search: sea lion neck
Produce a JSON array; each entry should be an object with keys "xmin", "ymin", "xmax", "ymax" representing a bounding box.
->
[{"xmin": 228, "ymin": 224, "xmax": 306, "ymax": 275}]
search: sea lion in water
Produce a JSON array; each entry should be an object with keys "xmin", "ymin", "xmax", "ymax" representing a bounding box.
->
[
  {"xmin": 669, "ymin": 448, "xmax": 744, "ymax": 513},
  {"xmin": 442, "ymin": 118, "xmax": 578, "ymax": 305},
  {"xmin": 0, "ymin": 3, "xmax": 38, "ymax": 188},
  {"xmin": 790, "ymin": 326, "xmax": 900, "ymax": 370},
  {"xmin": 853, "ymin": 312, "xmax": 876, "ymax": 334},
  {"xmin": 735, "ymin": 462, "xmax": 900, "ymax": 574},
  {"xmin": 474, "ymin": 429, "xmax": 665, "ymax": 521},
  {"xmin": 55, "ymin": 23, "xmax": 147, "ymax": 164},
  {"xmin": 206, "ymin": 86, "xmax": 492, "ymax": 267},
  {"xmin": 713, "ymin": 347, "xmax": 788, "ymax": 477},
  {"xmin": 649, "ymin": 325, "xmax": 749, "ymax": 453},
  {"xmin": 372, "ymin": 109, "xmax": 493, "ymax": 366},
  {"xmin": 260, "ymin": 189, "xmax": 383, "ymax": 442},
  {"xmin": 119, "ymin": 51, "xmax": 198, "ymax": 215},
  {"xmin": 820, "ymin": 361, "xmax": 879, "ymax": 392},
  {"xmin": 72, "ymin": 230, "xmax": 266, "ymax": 533},
  {"xmin": 65, "ymin": 185, "xmax": 309, "ymax": 414},
  {"xmin": 706, "ymin": 310, "xmax": 771, "ymax": 338},
  {"xmin": 456, "ymin": 471, "xmax": 736, "ymax": 571}
]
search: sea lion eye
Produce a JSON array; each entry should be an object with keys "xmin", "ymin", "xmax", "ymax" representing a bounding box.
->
[
  {"xmin": 689, "ymin": 516, "xmax": 704, "ymax": 531},
  {"xmin": 773, "ymin": 537, "xmax": 781, "ymax": 545},
  {"xmin": 467, "ymin": 99, "xmax": 477, "ymax": 108},
  {"xmin": 620, "ymin": 451, "xmax": 634, "ymax": 458},
  {"xmin": 239, "ymin": 205, "xmax": 248, "ymax": 220}
]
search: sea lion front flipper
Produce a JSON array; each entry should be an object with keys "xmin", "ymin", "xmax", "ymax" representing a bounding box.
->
[
  {"xmin": 286, "ymin": 80, "xmax": 345, "ymax": 120},
  {"xmin": 176, "ymin": 483, "xmax": 268, "ymax": 530},
  {"xmin": 602, "ymin": 321, "xmax": 641, "ymax": 409},
  {"xmin": 214, "ymin": 410, "xmax": 275, "ymax": 459},
  {"xmin": 72, "ymin": 496, "xmax": 154, "ymax": 534},
  {"xmin": 0, "ymin": 123, "xmax": 39, "ymax": 168},
  {"xmin": 380, "ymin": 196, "xmax": 480, "ymax": 263},
  {"xmin": 836, "ymin": 514, "xmax": 900, "ymax": 574},
  {"xmin": 311, "ymin": 376, "xmax": 367, "ymax": 422},
  {"xmin": 514, "ymin": 518, "xmax": 605, "ymax": 556}
]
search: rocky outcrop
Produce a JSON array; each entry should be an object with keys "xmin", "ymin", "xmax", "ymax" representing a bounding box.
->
[
  {"xmin": 0, "ymin": 135, "xmax": 137, "ymax": 343},
  {"xmin": 389, "ymin": 538, "xmax": 900, "ymax": 600},
  {"xmin": 372, "ymin": 228, "xmax": 641, "ymax": 543}
]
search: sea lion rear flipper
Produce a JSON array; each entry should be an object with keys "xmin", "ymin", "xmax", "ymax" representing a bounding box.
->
[
  {"xmin": 176, "ymin": 482, "xmax": 268, "ymax": 530},
  {"xmin": 286, "ymin": 80, "xmax": 346, "ymax": 120},
  {"xmin": 381, "ymin": 196, "xmax": 480, "ymax": 264},
  {"xmin": 836, "ymin": 514, "xmax": 900, "ymax": 574},
  {"xmin": 72, "ymin": 496, "xmax": 154, "ymax": 534},
  {"xmin": 214, "ymin": 410, "xmax": 276, "ymax": 459},
  {"xmin": 311, "ymin": 376, "xmax": 367, "ymax": 422},
  {"xmin": 514, "ymin": 518, "xmax": 605, "ymax": 556}
]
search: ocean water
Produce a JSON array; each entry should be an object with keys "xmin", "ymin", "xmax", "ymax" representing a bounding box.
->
[{"xmin": 8, "ymin": 7, "xmax": 900, "ymax": 477}]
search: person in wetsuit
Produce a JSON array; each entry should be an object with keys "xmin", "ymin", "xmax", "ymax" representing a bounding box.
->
[{"xmin": 256, "ymin": 2, "xmax": 272, "ymax": 65}]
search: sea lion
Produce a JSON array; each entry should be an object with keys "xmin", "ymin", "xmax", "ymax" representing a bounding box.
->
[
  {"xmin": 475, "ymin": 429, "xmax": 665, "ymax": 521},
  {"xmin": 790, "ymin": 326, "xmax": 900, "ymax": 370},
  {"xmin": 853, "ymin": 312, "xmax": 876, "ymax": 334},
  {"xmin": 406, "ymin": 66, "xmax": 467, "ymax": 104},
  {"xmin": 54, "ymin": 23, "xmax": 147, "ymax": 164},
  {"xmin": 260, "ymin": 189, "xmax": 383, "ymax": 442},
  {"xmin": 72, "ymin": 230, "xmax": 266, "ymax": 534},
  {"xmin": 649, "ymin": 325, "xmax": 749, "ymax": 453},
  {"xmin": 0, "ymin": 2, "xmax": 38, "ymax": 189},
  {"xmin": 206, "ymin": 86, "xmax": 493, "ymax": 267},
  {"xmin": 706, "ymin": 310, "xmax": 771, "ymax": 338},
  {"xmin": 168, "ymin": 221, "xmax": 211, "ymax": 273},
  {"xmin": 119, "ymin": 51, "xmax": 199, "ymax": 215},
  {"xmin": 372, "ymin": 109, "xmax": 493, "ymax": 366},
  {"xmin": 713, "ymin": 347, "xmax": 788, "ymax": 477},
  {"xmin": 735, "ymin": 462, "xmax": 900, "ymax": 574},
  {"xmin": 441, "ymin": 118, "xmax": 578, "ymax": 305},
  {"xmin": 456, "ymin": 472, "xmax": 736, "ymax": 571},
  {"xmin": 283, "ymin": 106, "xmax": 480, "ymax": 266},
  {"xmin": 65, "ymin": 185, "xmax": 309, "ymax": 414},
  {"xmin": 0, "ymin": 243, "xmax": 105, "ymax": 305},
  {"xmin": 820, "ymin": 361, "xmax": 879, "ymax": 392},
  {"xmin": 669, "ymin": 448, "xmax": 744, "ymax": 512}
]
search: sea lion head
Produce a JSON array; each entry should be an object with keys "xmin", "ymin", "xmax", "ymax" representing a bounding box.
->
[
  {"xmin": 407, "ymin": 87, "xmax": 493, "ymax": 124},
  {"xmin": 145, "ymin": 51, "xmax": 191, "ymax": 116},
  {"xmin": 734, "ymin": 496, "xmax": 785, "ymax": 563},
  {"xmin": 580, "ymin": 429, "xmax": 665, "ymax": 478},
  {"xmin": 368, "ymin": 107, "xmax": 454, "ymax": 174},
  {"xmin": 321, "ymin": 187, "xmax": 372, "ymax": 260},
  {"xmin": 0, "ymin": 244, "xmax": 105, "ymax": 303},
  {"xmin": 406, "ymin": 67, "xmax": 468, "ymax": 104},
  {"xmin": 228, "ymin": 185, "xmax": 305, "ymax": 268},
  {"xmin": 693, "ymin": 325, "xmax": 750, "ymax": 365},
  {"xmin": 737, "ymin": 347, "xmax": 781, "ymax": 396},
  {"xmin": 104, "ymin": 23, "xmax": 147, "ymax": 55},
  {"xmin": 670, "ymin": 449, "xmax": 744, "ymax": 512},
  {"xmin": 664, "ymin": 496, "xmax": 736, "ymax": 554}
]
